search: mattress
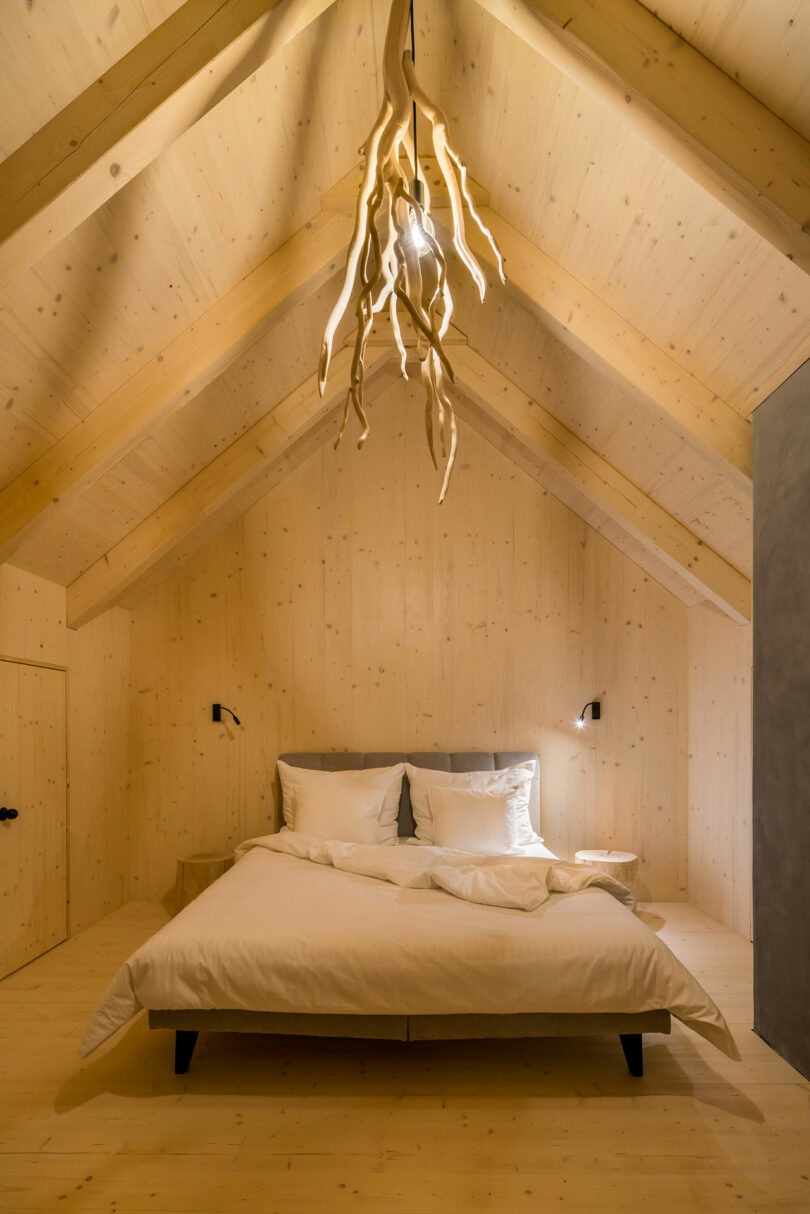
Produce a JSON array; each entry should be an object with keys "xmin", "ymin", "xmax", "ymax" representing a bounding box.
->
[{"xmin": 81, "ymin": 836, "xmax": 738, "ymax": 1059}]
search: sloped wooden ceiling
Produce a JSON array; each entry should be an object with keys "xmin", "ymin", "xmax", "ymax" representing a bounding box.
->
[{"xmin": 0, "ymin": 0, "xmax": 808, "ymax": 630}]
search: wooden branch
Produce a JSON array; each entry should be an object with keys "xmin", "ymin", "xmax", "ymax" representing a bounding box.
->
[
  {"xmin": 322, "ymin": 156, "xmax": 490, "ymax": 215},
  {"xmin": 433, "ymin": 206, "xmax": 753, "ymax": 490},
  {"xmin": 327, "ymin": 169, "xmax": 752, "ymax": 486},
  {"xmin": 0, "ymin": 209, "xmax": 352, "ymax": 566},
  {"xmin": 475, "ymin": 0, "xmax": 810, "ymax": 273},
  {"xmin": 452, "ymin": 344, "xmax": 751, "ymax": 623},
  {"xmin": 319, "ymin": 0, "xmax": 505, "ymax": 503},
  {"xmin": 354, "ymin": 315, "xmax": 468, "ymax": 347},
  {"xmin": 66, "ymin": 347, "xmax": 396, "ymax": 628},
  {"xmin": 0, "ymin": 0, "xmax": 337, "ymax": 290}
]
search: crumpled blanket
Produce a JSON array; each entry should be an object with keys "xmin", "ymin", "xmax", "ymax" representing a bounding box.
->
[{"xmin": 235, "ymin": 830, "xmax": 636, "ymax": 912}]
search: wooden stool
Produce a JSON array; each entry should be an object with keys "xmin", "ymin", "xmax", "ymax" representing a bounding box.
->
[
  {"xmin": 175, "ymin": 851, "xmax": 234, "ymax": 914},
  {"xmin": 574, "ymin": 849, "xmax": 639, "ymax": 894}
]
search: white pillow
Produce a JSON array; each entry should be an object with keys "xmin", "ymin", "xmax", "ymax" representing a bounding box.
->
[
  {"xmin": 292, "ymin": 783, "xmax": 388, "ymax": 844},
  {"xmin": 427, "ymin": 785, "xmax": 522, "ymax": 854},
  {"xmin": 405, "ymin": 760, "xmax": 540, "ymax": 845},
  {"xmin": 277, "ymin": 761, "xmax": 405, "ymax": 846}
]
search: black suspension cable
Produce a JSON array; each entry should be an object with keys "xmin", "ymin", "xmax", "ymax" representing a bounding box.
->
[{"xmin": 410, "ymin": 0, "xmax": 420, "ymax": 204}]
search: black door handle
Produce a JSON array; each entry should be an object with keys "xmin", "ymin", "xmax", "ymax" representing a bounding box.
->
[{"xmin": 0, "ymin": 807, "xmax": 18, "ymax": 821}]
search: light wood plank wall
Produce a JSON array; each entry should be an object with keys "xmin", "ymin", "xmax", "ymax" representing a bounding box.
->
[
  {"xmin": 0, "ymin": 564, "xmax": 131, "ymax": 933},
  {"xmin": 128, "ymin": 381, "xmax": 690, "ymax": 903},
  {"xmin": 1, "ymin": 390, "xmax": 752, "ymax": 929},
  {"xmin": 688, "ymin": 602, "xmax": 753, "ymax": 939}
]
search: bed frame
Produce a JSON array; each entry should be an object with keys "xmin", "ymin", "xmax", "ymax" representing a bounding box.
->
[
  {"xmin": 150, "ymin": 751, "xmax": 671, "ymax": 1076},
  {"xmin": 150, "ymin": 1008, "xmax": 671, "ymax": 1076}
]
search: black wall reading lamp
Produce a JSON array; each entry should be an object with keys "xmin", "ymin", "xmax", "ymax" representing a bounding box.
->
[
  {"xmin": 212, "ymin": 703, "xmax": 241, "ymax": 726},
  {"xmin": 576, "ymin": 700, "xmax": 601, "ymax": 728}
]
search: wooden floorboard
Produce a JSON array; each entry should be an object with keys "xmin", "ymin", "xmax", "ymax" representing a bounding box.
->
[{"xmin": 1, "ymin": 900, "xmax": 808, "ymax": 1213}]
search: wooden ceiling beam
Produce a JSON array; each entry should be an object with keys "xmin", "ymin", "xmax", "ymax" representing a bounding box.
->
[
  {"xmin": 0, "ymin": 0, "xmax": 337, "ymax": 290},
  {"xmin": 0, "ymin": 208, "xmax": 353, "ymax": 566},
  {"xmin": 433, "ymin": 206, "xmax": 753, "ymax": 490},
  {"xmin": 66, "ymin": 347, "xmax": 396, "ymax": 628},
  {"xmin": 474, "ymin": 0, "xmax": 810, "ymax": 273},
  {"xmin": 66, "ymin": 336, "xmax": 750, "ymax": 626},
  {"xmin": 451, "ymin": 344, "xmax": 751, "ymax": 623}
]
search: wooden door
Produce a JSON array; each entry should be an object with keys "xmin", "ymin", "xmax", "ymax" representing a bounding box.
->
[{"xmin": 0, "ymin": 659, "xmax": 67, "ymax": 979}]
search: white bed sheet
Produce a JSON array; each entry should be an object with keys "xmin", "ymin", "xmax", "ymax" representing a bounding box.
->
[{"xmin": 81, "ymin": 836, "xmax": 738, "ymax": 1060}]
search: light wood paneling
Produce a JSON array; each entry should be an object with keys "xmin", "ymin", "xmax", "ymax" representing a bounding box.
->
[
  {"xmin": 65, "ymin": 346, "xmax": 394, "ymax": 628},
  {"xmin": 0, "ymin": 566, "xmax": 131, "ymax": 934},
  {"xmin": 419, "ymin": 1, "xmax": 810, "ymax": 415},
  {"xmin": 66, "ymin": 609, "xmax": 132, "ymax": 934},
  {"xmin": 0, "ymin": 208, "xmax": 353, "ymax": 567},
  {"xmin": 2, "ymin": 899, "xmax": 807, "ymax": 1213},
  {"xmin": 0, "ymin": 0, "xmax": 185, "ymax": 160},
  {"xmin": 0, "ymin": 565, "xmax": 68, "ymax": 667},
  {"xmin": 645, "ymin": 0, "xmax": 810, "ymax": 142},
  {"xmin": 8, "ymin": 275, "xmax": 348, "ymax": 586},
  {"xmin": 589, "ymin": 538, "xmax": 689, "ymax": 902},
  {"xmin": 7, "ymin": 269, "xmax": 753, "ymax": 602},
  {"xmin": 451, "ymin": 344, "xmax": 751, "ymax": 623},
  {"xmin": 0, "ymin": 0, "xmax": 339, "ymax": 291},
  {"xmin": 443, "ymin": 205, "xmax": 754, "ymax": 486},
  {"xmin": 59, "ymin": 331, "xmax": 751, "ymax": 628},
  {"xmin": 128, "ymin": 381, "xmax": 690, "ymax": 901},
  {"xmin": 0, "ymin": 0, "xmax": 380, "ymax": 485},
  {"xmin": 0, "ymin": 660, "xmax": 67, "ymax": 979},
  {"xmin": 0, "ymin": 0, "xmax": 801, "ymax": 607},
  {"xmin": 688, "ymin": 605, "xmax": 753, "ymax": 940},
  {"xmin": 474, "ymin": 0, "xmax": 810, "ymax": 272},
  {"xmin": 453, "ymin": 275, "xmax": 754, "ymax": 578}
]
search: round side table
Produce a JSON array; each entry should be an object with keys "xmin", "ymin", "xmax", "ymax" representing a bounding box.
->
[
  {"xmin": 175, "ymin": 851, "xmax": 234, "ymax": 914},
  {"xmin": 574, "ymin": 849, "xmax": 638, "ymax": 893}
]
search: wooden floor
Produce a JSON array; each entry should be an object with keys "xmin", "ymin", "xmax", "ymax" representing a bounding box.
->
[{"xmin": 1, "ymin": 902, "xmax": 808, "ymax": 1214}]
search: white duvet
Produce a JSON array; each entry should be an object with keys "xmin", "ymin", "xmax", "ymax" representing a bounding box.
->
[{"xmin": 81, "ymin": 832, "xmax": 739, "ymax": 1060}]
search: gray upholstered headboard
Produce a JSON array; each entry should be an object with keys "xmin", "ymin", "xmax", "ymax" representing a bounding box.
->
[{"xmin": 277, "ymin": 751, "xmax": 540, "ymax": 837}]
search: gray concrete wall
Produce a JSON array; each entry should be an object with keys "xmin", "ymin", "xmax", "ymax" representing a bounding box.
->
[{"xmin": 753, "ymin": 358, "xmax": 810, "ymax": 1081}]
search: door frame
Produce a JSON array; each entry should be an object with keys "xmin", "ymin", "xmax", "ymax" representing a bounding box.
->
[{"xmin": 0, "ymin": 653, "xmax": 71, "ymax": 937}]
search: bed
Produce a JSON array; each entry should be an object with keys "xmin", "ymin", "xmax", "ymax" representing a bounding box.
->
[{"xmin": 81, "ymin": 751, "xmax": 738, "ymax": 1077}]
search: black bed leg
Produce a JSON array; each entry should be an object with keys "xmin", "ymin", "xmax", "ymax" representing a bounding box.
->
[
  {"xmin": 619, "ymin": 1032, "xmax": 643, "ymax": 1077},
  {"xmin": 174, "ymin": 1030, "xmax": 198, "ymax": 1074}
]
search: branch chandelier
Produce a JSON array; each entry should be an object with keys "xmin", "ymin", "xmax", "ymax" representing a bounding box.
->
[{"xmin": 319, "ymin": 0, "xmax": 506, "ymax": 502}]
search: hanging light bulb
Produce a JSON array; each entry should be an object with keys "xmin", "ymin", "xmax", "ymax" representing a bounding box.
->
[
  {"xmin": 409, "ymin": 178, "xmax": 428, "ymax": 254},
  {"xmin": 409, "ymin": 214, "xmax": 428, "ymax": 252}
]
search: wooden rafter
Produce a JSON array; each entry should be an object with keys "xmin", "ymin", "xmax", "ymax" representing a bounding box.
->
[
  {"xmin": 474, "ymin": 0, "xmax": 810, "ymax": 273},
  {"xmin": 0, "ymin": 0, "xmax": 337, "ymax": 290},
  {"xmin": 440, "ymin": 206, "xmax": 753, "ymax": 489},
  {"xmin": 451, "ymin": 344, "xmax": 751, "ymax": 623},
  {"xmin": 66, "ymin": 332, "xmax": 748, "ymax": 626},
  {"xmin": 0, "ymin": 208, "xmax": 352, "ymax": 566},
  {"xmin": 66, "ymin": 347, "xmax": 396, "ymax": 628},
  {"xmin": 324, "ymin": 166, "xmax": 752, "ymax": 488}
]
